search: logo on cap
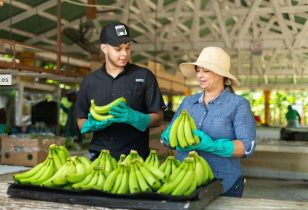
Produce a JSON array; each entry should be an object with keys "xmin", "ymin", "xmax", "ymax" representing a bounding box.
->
[{"xmin": 115, "ymin": 25, "xmax": 127, "ymax": 37}]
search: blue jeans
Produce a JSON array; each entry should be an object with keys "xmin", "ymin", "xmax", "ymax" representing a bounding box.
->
[{"xmin": 223, "ymin": 177, "xmax": 245, "ymax": 197}]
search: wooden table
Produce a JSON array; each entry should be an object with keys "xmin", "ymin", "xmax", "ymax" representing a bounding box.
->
[{"xmin": 1, "ymin": 183, "xmax": 308, "ymax": 210}]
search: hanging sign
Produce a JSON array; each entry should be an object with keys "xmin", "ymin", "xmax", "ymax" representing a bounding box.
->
[{"xmin": 0, "ymin": 74, "xmax": 12, "ymax": 85}]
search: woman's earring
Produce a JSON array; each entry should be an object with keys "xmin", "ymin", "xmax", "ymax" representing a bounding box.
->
[{"xmin": 225, "ymin": 79, "xmax": 232, "ymax": 85}]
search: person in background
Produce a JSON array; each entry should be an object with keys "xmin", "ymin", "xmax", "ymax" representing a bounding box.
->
[
  {"xmin": 74, "ymin": 22, "xmax": 166, "ymax": 161},
  {"xmin": 160, "ymin": 46, "xmax": 256, "ymax": 197},
  {"xmin": 61, "ymin": 90, "xmax": 82, "ymax": 143},
  {"xmin": 285, "ymin": 105, "xmax": 301, "ymax": 128}
]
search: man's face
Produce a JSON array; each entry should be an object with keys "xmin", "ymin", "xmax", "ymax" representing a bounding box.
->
[{"xmin": 101, "ymin": 42, "xmax": 131, "ymax": 68}]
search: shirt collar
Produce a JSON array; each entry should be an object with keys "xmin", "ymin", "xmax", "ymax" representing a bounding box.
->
[{"xmin": 196, "ymin": 86, "xmax": 231, "ymax": 104}]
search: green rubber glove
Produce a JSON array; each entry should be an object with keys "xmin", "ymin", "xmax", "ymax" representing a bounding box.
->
[
  {"xmin": 81, "ymin": 113, "xmax": 111, "ymax": 134},
  {"xmin": 109, "ymin": 102, "xmax": 151, "ymax": 132},
  {"xmin": 160, "ymin": 125, "xmax": 172, "ymax": 148},
  {"xmin": 177, "ymin": 129, "xmax": 234, "ymax": 157}
]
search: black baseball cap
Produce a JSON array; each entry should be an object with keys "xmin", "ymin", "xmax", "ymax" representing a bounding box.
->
[{"xmin": 100, "ymin": 22, "xmax": 137, "ymax": 46}]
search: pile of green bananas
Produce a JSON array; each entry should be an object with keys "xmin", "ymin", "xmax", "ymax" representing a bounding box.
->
[
  {"xmin": 159, "ymin": 156, "xmax": 181, "ymax": 179},
  {"xmin": 13, "ymin": 144, "xmax": 70, "ymax": 186},
  {"xmin": 42, "ymin": 155, "xmax": 91, "ymax": 187},
  {"xmin": 169, "ymin": 109, "xmax": 200, "ymax": 148},
  {"xmin": 157, "ymin": 151, "xmax": 214, "ymax": 196},
  {"xmin": 90, "ymin": 97, "xmax": 126, "ymax": 121},
  {"xmin": 144, "ymin": 149, "xmax": 160, "ymax": 168}
]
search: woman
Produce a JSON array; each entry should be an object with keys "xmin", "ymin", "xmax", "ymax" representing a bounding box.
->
[{"xmin": 161, "ymin": 46, "xmax": 256, "ymax": 197}]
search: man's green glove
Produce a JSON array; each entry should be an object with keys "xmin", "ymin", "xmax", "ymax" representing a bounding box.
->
[
  {"xmin": 176, "ymin": 129, "xmax": 234, "ymax": 157},
  {"xmin": 109, "ymin": 102, "xmax": 151, "ymax": 132},
  {"xmin": 81, "ymin": 113, "xmax": 111, "ymax": 134}
]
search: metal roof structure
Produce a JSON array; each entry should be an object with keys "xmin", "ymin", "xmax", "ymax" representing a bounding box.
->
[{"xmin": 1, "ymin": 0, "xmax": 308, "ymax": 89}]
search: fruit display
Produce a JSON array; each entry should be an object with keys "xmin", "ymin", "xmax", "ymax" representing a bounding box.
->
[
  {"xmin": 169, "ymin": 109, "xmax": 200, "ymax": 148},
  {"xmin": 90, "ymin": 97, "xmax": 126, "ymax": 121},
  {"xmin": 13, "ymin": 146, "xmax": 215, "ymax": 197}
]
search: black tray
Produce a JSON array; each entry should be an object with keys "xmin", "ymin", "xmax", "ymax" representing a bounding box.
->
[{"xmin": 7, "ymin": 179, "xmax": 223, "ymax": 210}]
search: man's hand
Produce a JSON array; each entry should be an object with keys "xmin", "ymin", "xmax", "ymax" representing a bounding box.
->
[
  {"xmin": 81, "ymin": 113, "xmax": 111, "ymax": 134},
  {"xmin": 109, "ymin": 102, "xmax": 150, "ymax": 131}
]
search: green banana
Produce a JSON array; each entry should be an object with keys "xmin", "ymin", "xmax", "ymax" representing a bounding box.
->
[
  {"xmin": 128, "ymin": 164, "xmax": 140, "ymax": 194},
  {"xmin": 55, "ymin": 148, "xmax": 67, "ymax": 165},
  {"xmin": 117, "ymin": 167, "xmax": 129, "ymax": 194},
  {"xmin": 51, "ymin": 163, "xmax": 69, "ymax": 186},
  {"xmin": 194, "ymin": 157, "xmax": 204, "ymax": 186},
  {"xmin": 133, "ymin": 164, "xmax": 151, "ymax": 192},
  {"xmin": 157, "ymin": 163, "xmax": 188, "ymax": 194},
  {"xmin": 183, "ymin": 114, "xmax": 196, "ymax": 146},
  {"xmin": 171, "ymin": 160, "xmax": 194, "ymax": 196},
  {"xmin": 183, "ymin": 167, "xmax": 197, "ymax": 196},
  {"xmin": 91, "ymin": 97, "xmax": 126, "ymax": 114},
  {"xmin": 197, "ymin": 156, "xmax": 213, "ymax": 184},
  {"xmin": 58, "ymin": 145, "xmax": 70, "ymax": 159},
  {"xmin": 111, "ymin": 167, "xmax": 124, "ymax": 193},
  {"xmin": 72, "ymin": 169, "xmax": 95, "ymax": 189},
  {"xmin": 31, "ymin": 157, "xmax": 55, "ymax": 185},
  {"xmin": 142, "ymin": 161, "xmax": 166, "ymax": 181},
  {"xmin": 66, "ymin": 158, "xmax": 86, "ymax": 183},
  {"xmin": 187, "ymin": 113, "xmax": 200, "ymax": 144},
  {"xmin": 110, "ymin": 156, "xmax": 118, "ymax": 171},
  {"xmin": 14, "ymin": 160, "xmax": 47, "ymax": 181},
  {"xmin": 169, "ymin": 161, "xmax": 185, "ymax": 180},
  {"xmin": 104, "ymin": 154, "xmax": 112, "ymax": 176},
  {"xmin": 177, "ymin": 113, "xmax": 188, "ymax": 148},
  {"xmin": 118, "ymin": 154, "xmax": 126, "ymax": 165},
  {"xmin": 103, "ymin": 167, "xmax": 121, "ymax": 192},
  {"xmin": 80, "ymin": 169, "xmax": 99, "ymax": 190},
  {"xmin": 52, "ymin": 149, "xmax": 63, "ymax": 170},
  {"xmin": 158, "ymin": 158, "xmax": 168, "ymax": 172},
  {"xmin": 77, "ymin": 156, "xmax": 92, "ymax": 175},
  {"xmin": 18, "ymin": 159, "xmax": 50, "ymax": 184},
  {"xmin": 169, "ymin": 115, "xmax": 182, "ymax": 148},
  {"xmin": 137, "ymin": 162, "xmax": 161, "ymax": 191},
  {"xmin": 90, "ymin": 106, "xmax": 114, "ymax": 121},
  {"xmin": 93, "ymin": 170, "xmax": 106, "ymax": 190}
]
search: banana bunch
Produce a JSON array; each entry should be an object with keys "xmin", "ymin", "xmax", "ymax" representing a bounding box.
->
[
  {"xmin": 158, "ymin": 156, "xmax": 181, "ymax": 179},
  {"xmin": 13, "ymin": 144, "xmax": 69, "ymax": 185},
  {"xmin": 42, "ymin": 155, "xmax": 90, "ymax": 187},
  {"xmin": 90, "ymin": 97, "xmax": 126, "ymax": 121},
  {"xmin": 157, "ymin": 157, "xmax": 197, "ymax": 196},
  {"xmin": 123, "ymin": 150, "xmax": 144, "ymax": 164},
  {"xmin": 72, "ymin": 166, "xmax": 106, "ymax": 190},
  {"xmin": 90, "ymin": 150, "xmax": 118, "ymax": 177},
  {"xmin": 118, "ymin": 154, "xmax": 126, "ymax": 165},
  {"xmin": 188, "ymin": 151, "xmax": 214, "ymax": 187},
  {"xmin": 144, "ymin": 149, "xmax": 160, "ymax": 168},
  {"xmin": 103, "ymin": 162, "xmax": 129, "ymax": 194},
  {"xmin": 169, "ymin": 109, "xmax": 200, "ymax": 148}
]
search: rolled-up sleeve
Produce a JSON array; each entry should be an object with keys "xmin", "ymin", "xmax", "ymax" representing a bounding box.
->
[{"xmin": 233, "ymin": 99, "xmax": 256, "ymax": 157}]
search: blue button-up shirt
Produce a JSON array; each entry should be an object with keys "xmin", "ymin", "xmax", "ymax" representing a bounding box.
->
[{"xmin": 172, "ymin": 87, "xmax": 256, "ymax": 192}]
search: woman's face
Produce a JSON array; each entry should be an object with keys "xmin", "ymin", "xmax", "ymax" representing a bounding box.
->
[{"xmin": 196, "ymin": 66, "xmax": 224, "ymax": 91}]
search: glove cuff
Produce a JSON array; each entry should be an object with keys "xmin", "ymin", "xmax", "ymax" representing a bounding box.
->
[
  {"xmin": 131, "ymin": 111, "xmax": 151, "ymax": 132},
  {"xmin": 212, "ymin": 139, "xmax": 234, "ymax": 157}
]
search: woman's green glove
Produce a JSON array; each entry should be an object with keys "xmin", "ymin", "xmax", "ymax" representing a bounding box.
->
[
  {"xmin": 109, "ymin": 102, "xmax": 151, "ymax": 132},
  {"xmin": 176, "ymin": 129, "xmax": 234, "ymax": 157},
  {"xmin": 160, "ymin": 125, "xmax": 172, "ymax": 148},
  {"xmin": 81, "ymin": 113, "xmax": 111, "ymax": 134}
]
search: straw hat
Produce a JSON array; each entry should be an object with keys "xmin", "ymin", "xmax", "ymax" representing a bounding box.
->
[{"xmin": 180, "ymin": 47, "xmax": 240, "ymax": 86}]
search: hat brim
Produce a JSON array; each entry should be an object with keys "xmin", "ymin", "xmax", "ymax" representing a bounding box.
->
[
  {"xmin": 106, "ymin": 37, "xmax": 137, "ymax": 46},
  {"xmin": 180, "ymin": 62, "xmax": 240, "ymax": 86}
]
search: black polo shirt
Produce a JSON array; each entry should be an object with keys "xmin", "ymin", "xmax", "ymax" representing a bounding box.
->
[{"xmin": 74, "ymin": 63, "xmax": 166, "ymax": 160}]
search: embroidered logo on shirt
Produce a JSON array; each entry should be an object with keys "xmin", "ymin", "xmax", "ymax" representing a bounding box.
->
[
  {"xmin": 115, "ymin": 25, "xmax": 127, "ymax": 36},
  {"xmin": 135, "ymin": 79, "xmax": 144, "ymax": 83}
]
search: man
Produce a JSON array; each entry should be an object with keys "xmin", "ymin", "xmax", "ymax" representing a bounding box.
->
[
  {"xmin": 286, "ymin": 105, "xmax": 301, "ymax": 128},
  {"xmin": 74, "ymin": 22, "xmax": 166, "ymax": 161}
]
